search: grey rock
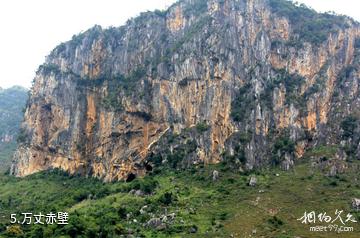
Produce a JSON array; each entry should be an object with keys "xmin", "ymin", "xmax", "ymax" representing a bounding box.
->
[
  {"xmin": 140, "ymin": 205, "xmax": 148, "ymax": 214},
  {"xmin": 146, "ymin": 218, "xmax": 164, "ymax": 229},
  {"xmin": 134, "ymin": 190, "xmax": 144, "ymax": 197},
  {"xmin": 249, "ymin": 176, "xmax": 257, "ymax": 186},
  {"xmin": 212, "ymin": 170, "xmax": 219, "ymax": 181},
  {"xmin": 352, "ymin": 198, "xmax": 360, "ymax": 211},
  {"xmin": 281, "ymin": 153, "xmax": 294, "ymax": 171},
  {"xmin": 189, "ymin": 225, "xmax": 198, "ymax": 233},
  {"xmin": 329, "ymin": 165, "xmax": 337, "ymax": 177}
]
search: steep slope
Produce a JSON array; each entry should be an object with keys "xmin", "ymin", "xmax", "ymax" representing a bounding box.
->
[
  {"xmin": 11, "ymin": 0, "xmax": 360, "ymax": 181},
  {"xmin": 0, "ymin": 86, "xmax": 28, "ymax": 172},
  {"xmin": 1, "ymin": 161, "xmax": 360, "ymax": 237}
]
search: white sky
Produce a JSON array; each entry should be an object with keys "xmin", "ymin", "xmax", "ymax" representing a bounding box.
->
[{"xmin": 0, "ymin": 0, "xmax": 359, "ymax": 89}]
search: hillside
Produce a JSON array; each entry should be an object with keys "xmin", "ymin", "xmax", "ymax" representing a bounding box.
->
[
  {"xmin": 0, "ymin": 86, "xmax": 28, "ymax": 172},
  {"xmin": 1, "ymin": 159, "xmax": 360, "ymax": 237}
]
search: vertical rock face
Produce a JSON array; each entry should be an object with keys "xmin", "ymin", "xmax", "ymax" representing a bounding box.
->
[{"xmin": 11, "ymin": 0, "xmax": 360, "ymax": 181}]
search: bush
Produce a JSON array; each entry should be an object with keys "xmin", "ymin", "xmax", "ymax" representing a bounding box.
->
[
  {"xmin": 272, "ymin": 68, "xmax": 305, "ymax": 105},
  {"xmin": 5, "ymin": 225, "xmax": 23, "ymax": 237},
  {"xmin": 273, "ymin": 137, "xmax": 295, "ymax": 154},
  {"xmin": 16, "ymin": 128, "xmax": 28, "ymax": 144},
  {"xmin": 184, "ymin": 0, "xmax": 208, "ymax": 17},
  {"xmin": 271, "ymin": 134, "xmax": 295, "ymax": 165},
  {"xmin": 154, "ymin": 9, "xmax": 167, "ymax": 18},
  {"xmin": 268, "ymin": 216, "xmax": 284, "ymax": 228},
  {"xmin": 37, "ymin": 63, "xmax": 61, "ymax": 75},
  {"xmin": 127, "ymin": 177, "xmax": 158, "ymax": 194},
  {"xmin": 355, "ymin": 38, "xmax": 360, "ymax": 48},
  {"xmin": 231, "ymin": 83, "xmax": 253, "ymax": 122},
  {"xmin": 341, "ymin": 116, "xmax": 358, "ymax": 139},
  {"xmin": 159, "ymin": 192, "xmax": 173, "ymax": 205},
  {"xmin": 140, "ymin": 178, "xmax": 158, "ymax": 194},
  {"xmin": 270, "ymin": 0, "xmax": 348, "ymax": 46},
  {"xmin": 196, "ymin": 122, "xmax": 210, "ymax": 133},
  {"xmin": 306, "ymin": 145, "xmax": 338, "ymax": 158}
]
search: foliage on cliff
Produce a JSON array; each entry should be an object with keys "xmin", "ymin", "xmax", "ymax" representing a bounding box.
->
[{"xmin": 270, "ymin": 0, "xmax": 351, "ymax": 46}]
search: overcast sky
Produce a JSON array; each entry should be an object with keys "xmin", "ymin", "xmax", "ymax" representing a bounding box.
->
[{"xmin": 0, "ymin": 0, "xmax": 359, "ymax": 89}]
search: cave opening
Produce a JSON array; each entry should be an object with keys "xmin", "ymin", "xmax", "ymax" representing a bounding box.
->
[{"xmin": 126, "ymin": 173, "xmax": 136, "ymax": 182}]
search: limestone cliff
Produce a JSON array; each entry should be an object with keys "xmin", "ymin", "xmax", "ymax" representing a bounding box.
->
[{"xmin": 11, "ymin": 0, "xmax": 360, "ymax": 181}]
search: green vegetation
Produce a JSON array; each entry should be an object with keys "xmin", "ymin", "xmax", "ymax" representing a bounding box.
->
[
  {"xmin": 171, "ymin": 15, "xmax": 212, "ymax": 54},
  {"xmin": 272, "ymin": 68, "xmax": 305, "ymax": 106},
  {"xmin": 37, "ymin": 63, "xmax": 61, "ymax": 76},
  {"xmin": 271, "ymin": 134, "xmax": 295, "ymax": 165},
  {"xmin": 222, "ymin": 132, "xmax": 252, "ymax": 168},
  {"xmin": 166, "ymin": 139, "xmax": 197, "ymax": 169},
  {"xmin": 0, "ymin": 87, "xmax": 28, "ymax": 138},
  {"xmin": 231, "ymin": 83, "xmax": 253, "ymax": 122},
  {"xmin": 341, "ymin": 115, "xmax": 358, "ymax": 139},
  {"xmin": 77, "ymin": 67, "xmax": 147, "ymax": 111},
  {"xmin": 0, "ymin": 86, "xmax": 28, "ymax": 171},
  {"xmin": 355, "ymin": 38, "xmax": 360, "ymax": 49},
  {"xmin": 270, "ymin": 0, "xmax": 349, "ymax": 46},
  {"xmin": 0, "ymin": 142, "xmax": 17, "ymax": 174},
  {"xmin": 304, "ymin": 145, "xmax": 339, "ymax": 158},
  {"xmin": 101, "ymin": 81, "xmax": 124, "ymax": 112},
  {"xmin": 339, "ymin": 65, "xmax": 357, "ymax": 81},
  {"xmin": 154, "ymin": 9, "xmax": 167, "ymax": 18},
  {"xmin": 258, "ymin": 68, "xmax": 306, "ymax": 111},
  {"xmin": 183, "ymin": 0, "xmax": 208, "ymax": 17},
  {"xmin": 195, "ymin": 122, "xmax": 210, "ymax": 133},
  {"xmin": 16, "ymin": 129, "xmax": 28, "ymax": 144},
  {"xmin": 223, "ymin": 144, "xmax": 246, "ymax": 166},
  {"xmin": 0, "ymin": 159, "xmax": 359, "ymax": 237}
]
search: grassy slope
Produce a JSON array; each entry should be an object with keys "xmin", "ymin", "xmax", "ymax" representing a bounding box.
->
[{"xmin": 0, "ymin": 159, "xmax": 359, "ymax": 237}]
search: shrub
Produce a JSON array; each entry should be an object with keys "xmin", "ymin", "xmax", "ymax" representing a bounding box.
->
[
  {"xmin": 184, "ymin": 0, "xmax": 208, "ymax": 17},
  {"xmin": 159, "ymin": 192, "xmax": 173, "ymax": 205},
  {"xmin": 341, "ymin": 115, "xmax": 358, "ymax": 139},
  {"xmin": 37, "ymin": 63, "xmax": 61, "ymax": 75},
  {"xmin": 140, "ymin": 178, "xmax": 158, "ymax": 194},
  {"xmin": 154, "ymin": 9, "xmax": 167, "ymax": 18},
  {"xmin": 272, "ymin": 68, "xmax": 305, "ymax": 105},
  {"xmin": 273, "ymin": 137, "xmax": 295, "ymax": 154},
  {"xmin": 268, "ymin": 216, "xmax": 284, "ymax": 228},
  {"xmin": 270, "ymin": 0, "xmax": 348, "ymax": 47},
  {"xmin": 231, "ymin": 83, "xmax": 253, "ymax": 122},
  {"xmin": 329, "ymin": 181, "xmax": 338, "ymax": 187},
  {"xmin": 355, "ymin": 38, "xmax": 360, "ymax": 48},
  {"xmin": 5, "ymin": 225, "xmax": 23, "ymax": 237},
  {"xmin": 196, "ymin": 122, "xmax": 210, "ymax": 133},
  {"xmin": 306, "ymin": 145, "xmax": 338, "ymax": 158},
  {"xmin": 271, "ymin": 134, "xmax": 295, "ymax": 165},
  {"xmin": 16, "ymin": 128, "xmax": 28, "ymax": 144}
]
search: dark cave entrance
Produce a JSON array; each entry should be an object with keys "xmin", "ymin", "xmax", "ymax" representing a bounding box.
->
[{"xmin": 126, "ymin": 173, "xmax": 136, "ymax": 182}]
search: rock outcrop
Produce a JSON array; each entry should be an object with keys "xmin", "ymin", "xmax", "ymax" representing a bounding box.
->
[{"xmin": 11, "ymin": 0, "xmax": 360, "ymax": 181}]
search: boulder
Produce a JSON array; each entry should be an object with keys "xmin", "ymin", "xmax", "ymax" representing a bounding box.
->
[
  {"xmin": 189, "ymin": 225, "xmax": 198, "ymax": 233},
  {"xmin": 352, "ymin": 198, "xmax": 360, "ymax": 211},
  {"xmin": 134, "ymin": 190, "xmax": 144, "ymax": 197},
  {"xmin": 140, "ymin": 205, "xmax": 148, "ymax": 214},
  {"xmin": 146, "ymin": 218, "xmax": 165, "ymax": 230},
  {"xmin": 249, "ymin": 176, "xmax": 257, "ymax": 186},
  {"xmin": 212, "ymin": 170, "xmax": 219, "ymax": 181}
]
